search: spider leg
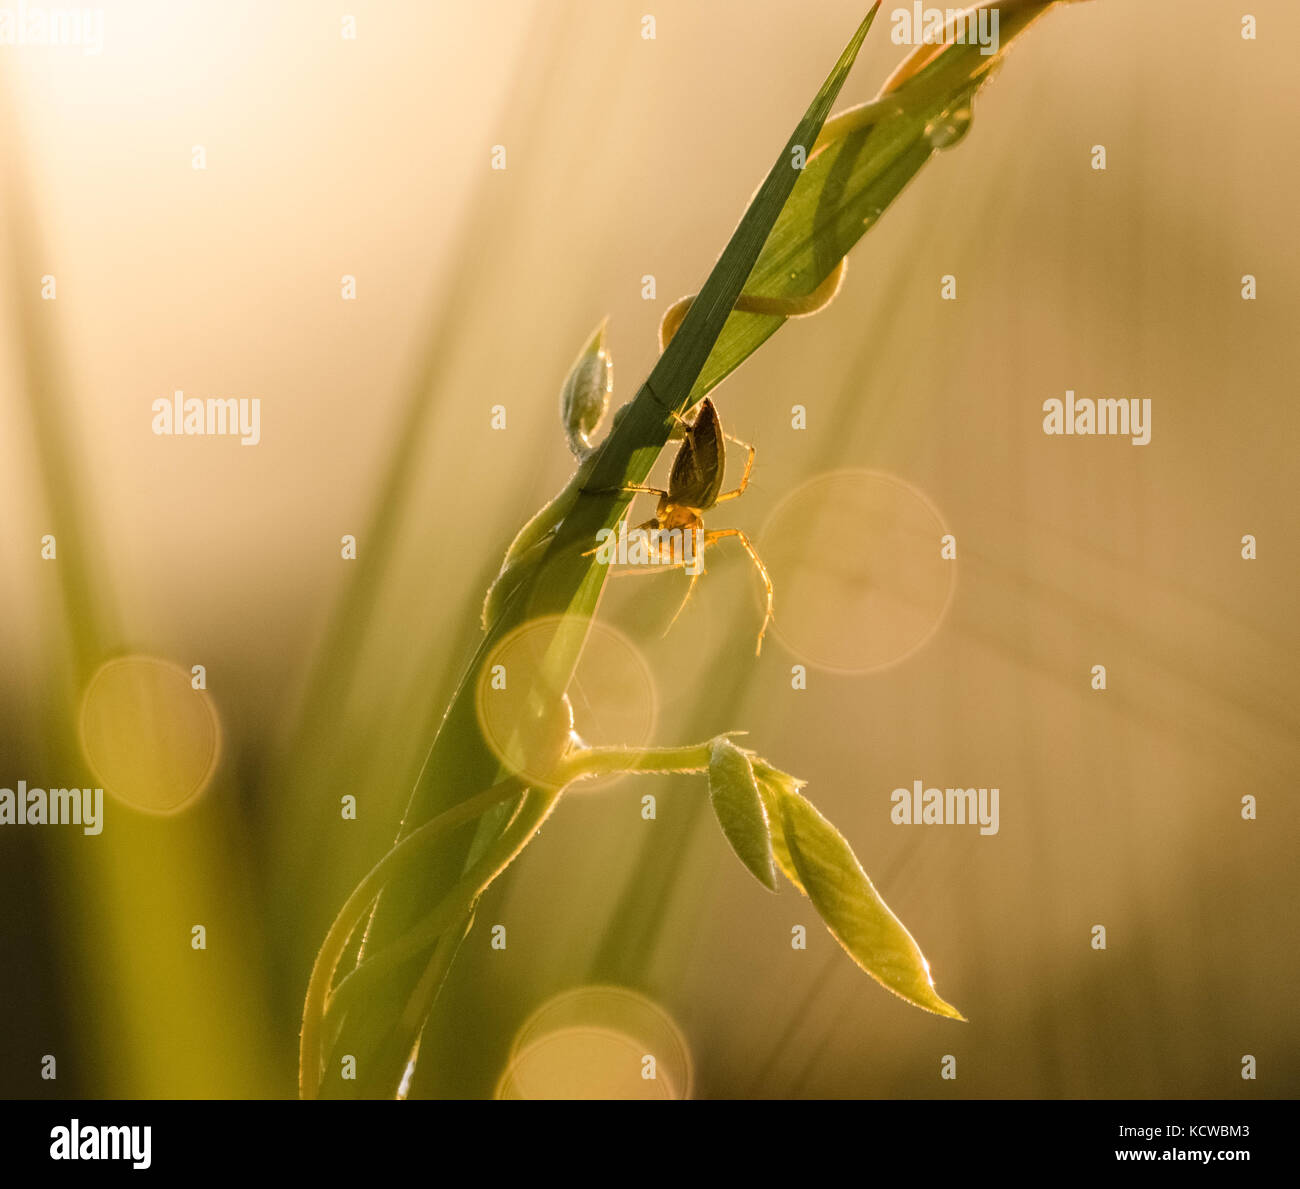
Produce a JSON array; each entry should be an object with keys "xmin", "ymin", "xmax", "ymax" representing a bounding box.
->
[
  {"xmin": 608, "ymin": 561, "xmax": 689, "ymax": 577},
  {"xmin": 665, "ymin": 405, "xmax": 703, "ymax": 441},
  {"xmin": 582, "ymin": 483, "xmax": 669, "ymax": 498},
  {"xmin": 581, "ymin": 516, "xmax": 662, "ymax": 558},
  {"xmin": 605, "ymin": 521, "xmax": 694, "ymax": 575},
  {"xmin": 662, "ymin": 528, "xmax": 707, "ymax": 637},
  {"xmin": 704, "ymin": 528, "xmax": 774, "ymax": 655},
  {"xmin": 661, "ymin": 569, "xmax": 703, "ymax": 636},
  {"xmin": 713, "ymin": 437, "xmax": 755, "ymax": 503},
  {"xmin": 586, "ymin": 518, "xmax": 708, "ymax": 636}
]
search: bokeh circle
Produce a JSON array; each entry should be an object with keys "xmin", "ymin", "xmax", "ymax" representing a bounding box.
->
[{"xmin": 760, "ymin": 469, "xmax": 956, "ymax": 673}]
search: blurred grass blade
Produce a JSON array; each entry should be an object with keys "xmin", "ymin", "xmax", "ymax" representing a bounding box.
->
[{"xmin": 708, "ymin": 740, "xmax": 777, "ymax": 892}]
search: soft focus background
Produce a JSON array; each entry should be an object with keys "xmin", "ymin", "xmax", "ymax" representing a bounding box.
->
[{"xmin": 1, "ymin": 0, "xmax": 1296, "ymax": 1098}]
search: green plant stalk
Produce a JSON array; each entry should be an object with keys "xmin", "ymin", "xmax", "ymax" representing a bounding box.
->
[
  {"xmin": 302, "ymin": 740, "xmax": 725, "ymax": 1097},
  {"xmin": 319, "ymin": 0, "xmax": 1077, "ymax": 1097},
  {"xmin": 322, "ymin": 10, "xmax": 882, "ymax": 1099},
  {"xmin": 304, "ymin": 725, "xmax": 964, "ymax": 1097}
]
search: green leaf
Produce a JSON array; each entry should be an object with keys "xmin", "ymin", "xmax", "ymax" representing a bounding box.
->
[
  {"xmin": 708, "ymin": 740, "xmax": 777, "ymax": 892},
  {"xmin": 763, "ymin": 766, "xmax": 964, "ymax": 1021},
  {"xmin": 750, "ymin": 760, "xmax": 808, "ymax": 896}
]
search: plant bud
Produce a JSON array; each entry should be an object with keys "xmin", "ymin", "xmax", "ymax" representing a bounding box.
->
[{"xmin": 560, "ymin": 319, "xmax": 613, "ymax": 456}]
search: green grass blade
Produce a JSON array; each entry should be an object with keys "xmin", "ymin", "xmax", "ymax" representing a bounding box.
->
[
  {"xmin": 328, "ymin": 8, "xmax": 882, "ymax": 1097},
  {"xmin": 686, "ymin": 0, "xmax": 1065, "ymax": 403}
]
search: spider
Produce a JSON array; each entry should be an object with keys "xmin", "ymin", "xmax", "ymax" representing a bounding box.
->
[{"xmin": 588, "ymin": 397, "xmax": 774, "ymax": 655}]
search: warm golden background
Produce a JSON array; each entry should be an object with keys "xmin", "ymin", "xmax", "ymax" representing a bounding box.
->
[{"xmin": 1, "ymin": 0, "xmax": 1296, "ymax": 1098}]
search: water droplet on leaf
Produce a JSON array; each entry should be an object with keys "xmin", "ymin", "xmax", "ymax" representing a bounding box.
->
[{"xmin": 925, "ymin": 104, "xmax": 973, "ymax": 150}]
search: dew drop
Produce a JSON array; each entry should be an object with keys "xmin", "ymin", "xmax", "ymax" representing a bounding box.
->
[{"xmin": 925, "ymin": 104, "xmax": 973, "ymax": 150}]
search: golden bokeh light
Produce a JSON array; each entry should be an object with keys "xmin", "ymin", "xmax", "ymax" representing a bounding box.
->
[
  {"xmin": 496, "ymin": 985, "xmax": 692, "ymax": 1100},
  {"xmin": 761, "ymin": 469, "xmax": 956, "ymax": 673},
  {"xmin": 78, "ymin": 655, "xmax": 221, "ymax": 814},
  {"xmin": 475, "ymin": 615, "xmax": 657, "ymax": 788}
]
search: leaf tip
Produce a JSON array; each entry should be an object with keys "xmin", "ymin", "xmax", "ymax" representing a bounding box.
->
[{"xmin": 929, "ymin": 996, "xmax": 967, "ymax": 1023}]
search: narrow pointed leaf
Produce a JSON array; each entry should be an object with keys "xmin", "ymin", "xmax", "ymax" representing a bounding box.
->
[
  {"xmin": 751, "ymin": 760, "xmax": 808, "ymax": 896},
  {"xmin": 775, "ymin": 782, "xmax": 964, "ymax": 1020}
]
